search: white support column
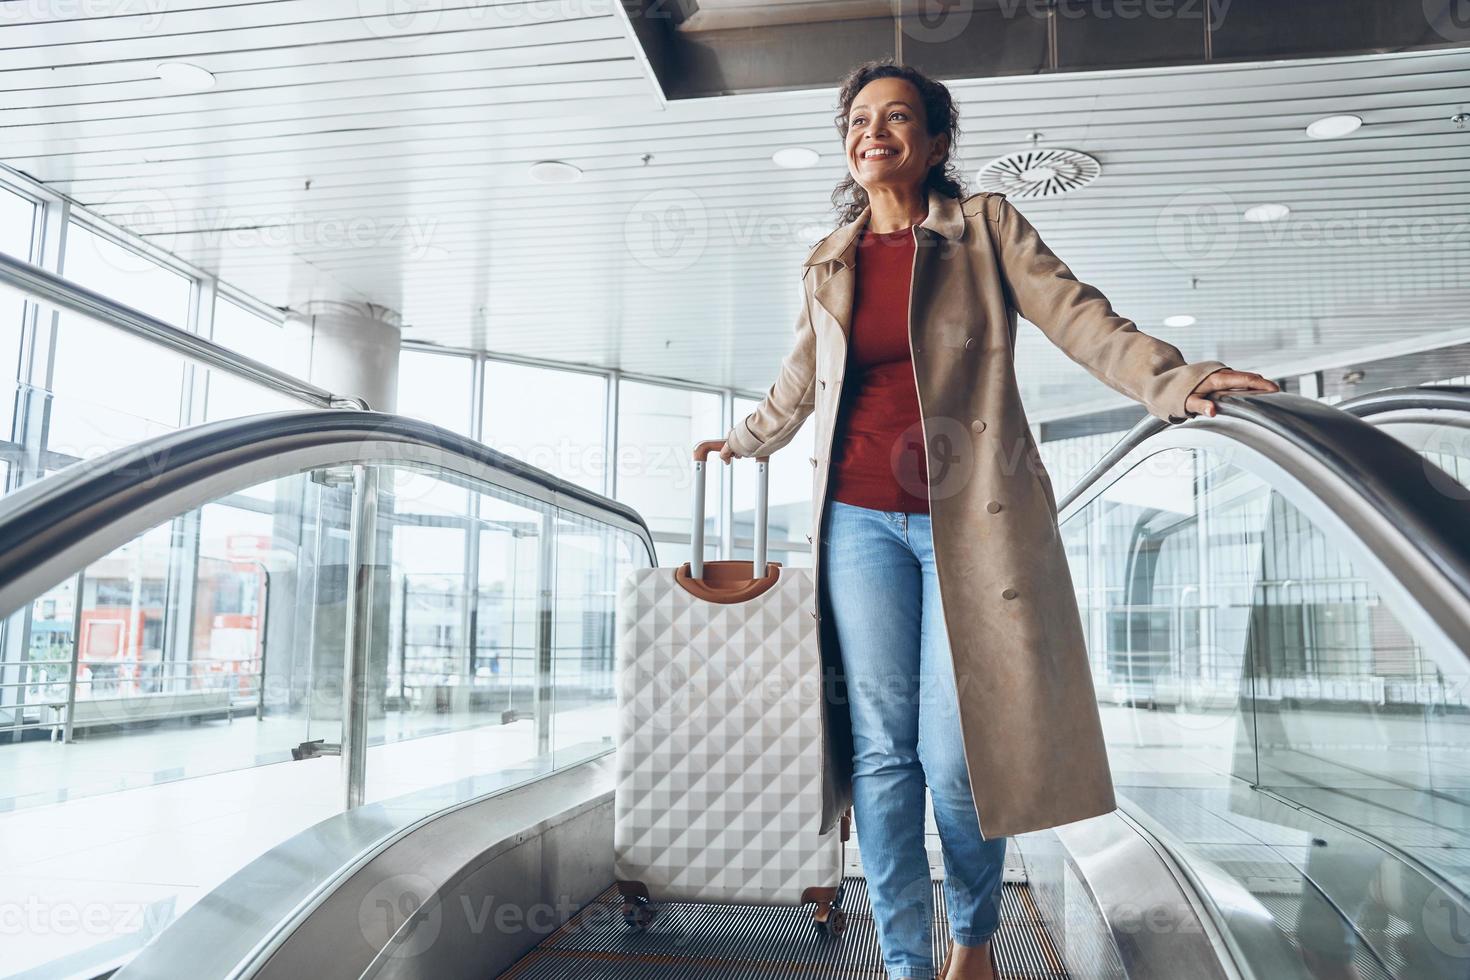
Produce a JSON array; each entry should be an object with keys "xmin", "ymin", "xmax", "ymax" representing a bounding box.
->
[
  {"xmin": 604, "ymin": 368, "xmax": 620, "ymax": 500},
  {"xmin": 291, "ymin": 300, "xmax": 403, "ymax": 412},
  {"xmin": 470, "ymin": 354, "xmax": 487, "ymax": 443},
  {"xmin": 288, "ymin": 301, "xmax": 401, "ymax": 745},
  {"xmin": 1297, "ymin": 371, "xmax": 1324, "ymax": 401}
]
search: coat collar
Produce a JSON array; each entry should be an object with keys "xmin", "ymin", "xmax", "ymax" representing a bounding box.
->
[{"xmin": 803, "ymin": 187, "xmax": 966, "ymax": 268}]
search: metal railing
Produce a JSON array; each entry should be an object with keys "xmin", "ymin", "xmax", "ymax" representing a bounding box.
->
[
  {"xmin": 1053, "ymin": 389, "xmax": 1470, "ymax": 980},
  {"xmin": 1336, "ymin": 383, "xmax": 1470, "ymax": 419},
  {"xmin": 0, "ymin": 250, "xmax": 359, "ymax": 410},
  {"xmin": 0, "ymin": 410, "xmax": 657, "ymax": 809},
  {"xmin": 1060, "ymin": 391, "xmax": 1470, "ymax": 605}
]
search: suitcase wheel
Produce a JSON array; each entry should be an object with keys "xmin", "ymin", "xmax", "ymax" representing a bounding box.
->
[
  {"xmin": 812, "ymin": 905, "xmax": 847, "ymax": 937},
  {"xmin": 621, "ymin": 900, "xmax": 660, "ymax": 930}
]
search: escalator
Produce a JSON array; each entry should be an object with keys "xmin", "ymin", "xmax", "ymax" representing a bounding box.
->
[
  {"xmin": 3, "ymin": 389, "xmax": 1469, "ymax": 979},
  {"xmin": 1053, "ymin": 387, "xmax": 1470, "ymax": 980},
  {"xmin": 1341, "ymin": 385, "xmax": 1470, "ymax": 493}
]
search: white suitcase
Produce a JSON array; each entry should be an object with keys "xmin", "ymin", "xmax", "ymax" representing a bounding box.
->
[{"xmin": 612, "ymin": 439, "xmax": 850, "ymax": 936}]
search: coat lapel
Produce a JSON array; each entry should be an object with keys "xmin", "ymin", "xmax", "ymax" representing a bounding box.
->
[
  {"xmin": 805, "ymin": 188, "xmax": 966, "ymax": 337},
  {"xmin": 807, "ymin": 213, "xmax": 862, "ymax": 335}
]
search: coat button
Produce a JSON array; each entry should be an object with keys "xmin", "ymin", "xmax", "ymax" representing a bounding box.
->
[
  {"xmin": 971, "ymin": 419, "xmax": 987, "ymax": 433},
  {"xmin": 1001, "ymin": 588, "xmax": 1018, "ymax": 600},
  {"xmin": 986, "ymin": 500, "xmax": 1002, "ymax": 514},
  {"xmin": 964, "ymin": 337, "xmax": 977, "ymax": 350}
]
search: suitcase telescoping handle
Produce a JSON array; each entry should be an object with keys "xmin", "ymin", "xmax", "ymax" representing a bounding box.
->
[{"xmin": 690, "ymin": 440, "xmax": 770, "ymax": 581}]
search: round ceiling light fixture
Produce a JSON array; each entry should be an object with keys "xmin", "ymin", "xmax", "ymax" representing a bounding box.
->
[
  {"xmin": 978, "ymin": 147, "xmax": 1101, "ymax": 198},
  {"xmin": 1307, "ymin": 114, "xmax": 1363, "ymax": 140},
  {"xmin": 1243, "ymin": 203, "xmax": 1291, "ymax": 223},
  {"xmin": 1163, "ymin": 314, "xmax": 1197, "ymax": 328},
  {"xmin": 529, "ymin": 160, "xmax": 582, "ymax": 184},
  {"xmin": 156, "ymin": 62, "xmax": 216, "ymax": 91},
  {"xmin": 772, "ymin": 146, "xmax": 821, "ymax": 169}
]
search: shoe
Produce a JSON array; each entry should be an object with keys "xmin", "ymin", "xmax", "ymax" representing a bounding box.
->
[{"xmin": 943, "ymin": 939, "xmax": 998, "ymax": 980}]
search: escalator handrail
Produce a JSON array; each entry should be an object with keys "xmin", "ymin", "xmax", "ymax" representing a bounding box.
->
[
  {"xmin": 1336, "ymin": 383, "xmax": 1470, "ymax": 418},
  {"xmin": 1055, "ymin": 390, "xmax": 1470, "ymax": 976},
  {"xmin": 1055, "ymin": 415, "xmax": 1170, "ymax": 513},
  {"xmin": 1056, "ymin": 390, "xmax": 1470, "ymax": 602},
  {"xmin": 0, "ymin": 410, "xmax": 657, "ymax": 619}
]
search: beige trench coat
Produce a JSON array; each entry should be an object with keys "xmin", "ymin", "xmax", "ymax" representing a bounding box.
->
[{"xmin": 723, "ymin": 188, "xmax": 1228, "ymax": 840}]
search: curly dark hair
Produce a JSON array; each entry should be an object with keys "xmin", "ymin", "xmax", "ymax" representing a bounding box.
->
[{"xmin": 830, "ymin": 59, "xmax": 966, "ymax": 227}]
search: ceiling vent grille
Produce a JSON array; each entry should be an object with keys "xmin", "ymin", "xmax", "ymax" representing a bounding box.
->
[{"xmin": 978, "ymin": 148, "xmax": 1102, "ymax": 198}]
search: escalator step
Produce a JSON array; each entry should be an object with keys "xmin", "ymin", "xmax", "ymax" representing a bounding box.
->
[{"xmin": 498, "ymin": 877, "xmax": 1068, "ymax": 978}]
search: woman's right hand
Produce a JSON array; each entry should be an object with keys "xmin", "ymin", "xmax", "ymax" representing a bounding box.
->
[{"xmin": 718, "ymin": 441, "xmax": 739, "ymax": 464}]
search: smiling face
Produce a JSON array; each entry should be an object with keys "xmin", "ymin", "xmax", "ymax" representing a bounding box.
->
[{"xmin": 844, "ymin": 76, "xmax": 947, "ymax": 196}]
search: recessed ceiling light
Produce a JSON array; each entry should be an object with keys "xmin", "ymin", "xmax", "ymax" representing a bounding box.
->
[
  {"xmin": 156, "ymin": 62, "xmax": 215, "ymax": 91},
  {"xmin": 772, "ymin": 147, "xmax": 820, "ymax": 169},
  {"xmin": 529, "ymin": 160, "xmax": 581, "ymax": 183},
  {"xmin": 1164, "ymin": 314, "xmax": 1197, "ymax": 328},
  {"xmin": 1243, "ymin": 203, "xmax": 1291, "ymax": 223},
  {"xmin": 1307, "ymin": 114, "xmax": 1362, "ymax": 140}
]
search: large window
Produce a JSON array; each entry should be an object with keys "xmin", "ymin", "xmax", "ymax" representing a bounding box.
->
[
  {"xmin": 47, "ymin": 224, "xmax": 193, "ymax": 456},
  {"xmin": 732, "ymin": 394, "xmax": 814, "ymax": 567},
  {"xmin": 616, "ymin": 380, "xmax": 723, "ymax": 562},
  {"xmin": 1, "ymin": 171, "xmax": 814, "ymax": 977},
  {"xmin": 483, "ymin": 361, "xmax": 606, "ymax": 494},
  {"xmin": 204, "ymin": 297, "xmax": 309, "ymax": 421},
  {"xmin": 392, "ymin": 351, "xmax": 814, "ymax": 570},
  {"xmin": 397, "ymin": 348, "xmax": 474, "ymax": 435},
  {"xmin": 61, "ymin": 222, "xmax": 192, "ymax": 326},
  {"xmin": 1, "ymin": 188, "xmax": 36, "ymax": 440}
]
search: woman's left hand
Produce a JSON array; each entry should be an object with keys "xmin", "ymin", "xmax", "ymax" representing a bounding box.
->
[{"xmin": 1185, "ymin": 369, "xmax": 1281, "ymax": 418}]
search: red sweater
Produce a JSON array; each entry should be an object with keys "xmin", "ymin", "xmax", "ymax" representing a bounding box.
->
[{"xmin": 829, "ymin": 224, "xmax": 929, "ymax": 513}]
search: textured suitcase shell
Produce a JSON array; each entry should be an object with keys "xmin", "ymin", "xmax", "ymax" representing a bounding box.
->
[{"xmin": 612, "ymin": 561, "xmax": 844, "ymax": 905}]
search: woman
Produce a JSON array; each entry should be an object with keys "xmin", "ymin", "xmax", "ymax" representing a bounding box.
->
[{"xmin": 720, "ymin": 60, "xmax": 1277, "ymax": 980}]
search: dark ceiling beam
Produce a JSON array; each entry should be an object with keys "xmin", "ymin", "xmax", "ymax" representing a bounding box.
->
[{"xmin": 621, "ymin": 0, "xmax": 1470, "ymax": 100}]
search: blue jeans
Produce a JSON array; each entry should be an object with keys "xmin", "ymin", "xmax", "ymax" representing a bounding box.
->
[{"xmin": 820, "ymin": 500, "xmax": 1007, "ymax": 980}]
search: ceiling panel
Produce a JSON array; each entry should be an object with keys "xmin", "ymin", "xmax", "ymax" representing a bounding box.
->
[{"xmin": 2, "ymin": 2, "xmax": 1468, "ymax": 421}]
